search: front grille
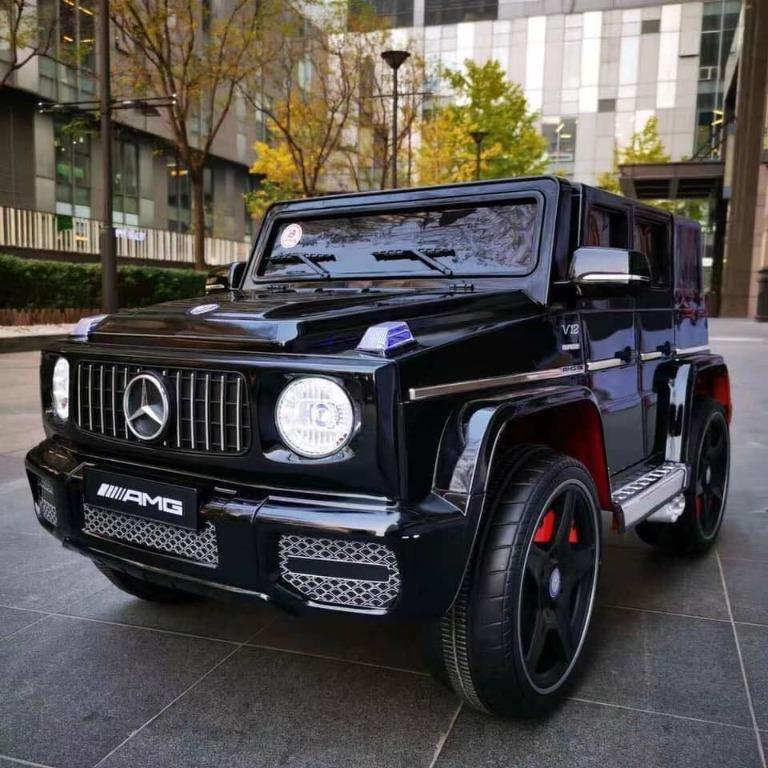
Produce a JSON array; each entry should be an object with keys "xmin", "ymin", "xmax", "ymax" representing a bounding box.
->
[
  {"xmin": 75, "ymin": 362, "xmax": 250, "ymax": 453},
  {"xmin": 83, "ymin": 504, "xmax": 219, "ymax": 566},
  {"xmin": 279, "ymin": 534, "xmax": 401, "ymax": 611}
]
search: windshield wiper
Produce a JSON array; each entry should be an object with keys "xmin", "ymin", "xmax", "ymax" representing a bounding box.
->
[
  {"xmin": 372, "ymin": 248, "xmax": 454, "ymax": 277},
  {"xmin": 270, "ymin": 252, "xmax": 334, "ymax": 279}
]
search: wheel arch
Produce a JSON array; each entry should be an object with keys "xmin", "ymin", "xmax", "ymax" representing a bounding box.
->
[
  {"xmin": 433, "ymin": 385, "xmax": 612, "ymax": 510},
  {"xmin": 432, "ymin": 385, "xmax": 611, "ymax": 613},
  {"xmin": 659, "ymin": 354, "xmax": 730, "ymax": 464}
]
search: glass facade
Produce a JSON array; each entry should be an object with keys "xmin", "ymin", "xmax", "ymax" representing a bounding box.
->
[
  {"xmin": 54, "ymin": 116, "xmax": 91, "ymax": 218},
  {"xmin": 409, "ymin": 0, "xmax": 736, "ymax": 184},
  {"xmin": 425, "ymin": 0, "xmax": 497, "ymax": 26},
  {"xmin": 113, "ymin": 138, "xmax": 140, "ymax": 226}
]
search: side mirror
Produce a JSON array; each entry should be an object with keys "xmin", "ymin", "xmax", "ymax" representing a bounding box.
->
[
  {"xmin": 569, "ymin": 247, "xmax": 651, "ymax": 286},
  {"xmin": 205, "ymin": 261, "xmax": 245, "ymax": 294}
]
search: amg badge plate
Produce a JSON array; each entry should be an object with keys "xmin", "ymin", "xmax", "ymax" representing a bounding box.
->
[{"xmin": 83, "ymin": 468, "xmax": 199, "ymax": 530}]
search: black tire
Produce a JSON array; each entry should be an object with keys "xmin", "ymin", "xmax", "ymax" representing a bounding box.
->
[
  {"xmin": 432, "ymin": 447, "xmax": 602, "ymax": 718},
  {"xmin": 96, "ymin": 564, "xmax": 200, "ymax": 603},
  {"xmin": 636, "ymin": 398, "xmax": 729, "ymax": 554}
]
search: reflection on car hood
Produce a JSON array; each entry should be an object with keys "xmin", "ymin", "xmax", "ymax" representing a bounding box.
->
[{"xmin": 90, "ymin": 284, "xmax": 542, "ymax": 356}]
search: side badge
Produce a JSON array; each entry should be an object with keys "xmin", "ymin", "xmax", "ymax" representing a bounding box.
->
[
  {"xmin": 189, "ymin": 303, "xmax": 219, "ymax": 316},
  {"xmin": 559, "ymin": 318, "xmax": 581, "ymax": 351}
]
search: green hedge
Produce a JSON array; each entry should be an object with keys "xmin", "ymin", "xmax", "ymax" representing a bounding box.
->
[{"xmin": 0, "ymin": 254, "xmax": 207, "ymax": 310}]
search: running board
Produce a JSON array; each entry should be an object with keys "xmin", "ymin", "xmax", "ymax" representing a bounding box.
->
[{"xmin": 611, "ymin": 462, "xmax": 689, "ymax": 531}]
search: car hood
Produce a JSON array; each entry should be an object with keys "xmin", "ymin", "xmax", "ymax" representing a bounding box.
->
[{"xmin": 90, "ymin": 285, "xmax": 542, "ymax": 355}]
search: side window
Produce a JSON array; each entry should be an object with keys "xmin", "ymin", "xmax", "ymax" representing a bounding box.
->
[
  {"xmin": 675, "ymin": 221, "xmax": 702, "ymax": 293},
  {"xmin": 585, "ymin": 206, "xmax": 628, "ymax": 248},
  {"xmin": 633, "ymin": 216, "xmax": 670, "ymax": 287}
]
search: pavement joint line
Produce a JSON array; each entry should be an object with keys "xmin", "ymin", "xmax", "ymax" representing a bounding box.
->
[
  {"xmin": 53, "ymin": 611, "xmax": 246, "ymax": 646},
  {"xmin": 716, "ymin": 548, "xmax": 768, "ymax": 768},
  {"xmin": 91, "ymin": 634, "xmax": 256, "ymax": 768},
  {"xmin": 599, "ymin": 603, "xmax": 732, "ymax": 624},
  {"xmin": 90, "ymin": 647, "xmax": 245, "ymax": 768},
  {"xmin": 0, "ymin": 603, "xmax": 51, "ymax": 616},
  {"xmin": 567, "ymin": 696, "xmax": 757, "ymax": 732},
  {"xmin": 428, "ymin": 702, "xmax": 463, "ymax": 768},
  {"xmin": 0, "ymin": 612, "xmax": 55, "ymax": 644},
  {"xmin": 245, "ymin": 641, "xmax": 432, "ymax": 677},
  {"xmin": 0, "ymin": 753, "xmax": 58, "ymax": 768}
]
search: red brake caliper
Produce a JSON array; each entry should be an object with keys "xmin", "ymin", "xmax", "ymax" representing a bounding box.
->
[
  {"xmin": 534, "ymin": 510, "xmax": 555, "ymax": 543},
  {"xmin": 533, "ymin": 510, "xmax": 580, "ymax": 544}
]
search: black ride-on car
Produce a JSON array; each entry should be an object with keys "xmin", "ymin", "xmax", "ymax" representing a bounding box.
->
[{"xmin": 27, "ymin": 176, "xmax": 731, "ymax": 717}]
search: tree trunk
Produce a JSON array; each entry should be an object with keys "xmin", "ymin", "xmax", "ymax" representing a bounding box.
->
[{"xmin": 190, "ymin": 167, "xmax": 206, "ymax": 271}]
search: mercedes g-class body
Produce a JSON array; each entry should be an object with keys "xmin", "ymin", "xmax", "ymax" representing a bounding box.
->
[{"xmin": 26, "ymin": 176, "xmax": 731, "ymax": 717}]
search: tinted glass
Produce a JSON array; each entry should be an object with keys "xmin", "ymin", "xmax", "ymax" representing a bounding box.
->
[
  {"xmin": 675, "ymin": 221, "xmax": 702, "ymax": 292},
  {"xmin": 585, "ymin": 206, "xmax": 628, "ymax": 248},
  {"xmin": 634, "ymin": 217, "xmax": 670, "ymax": 287},
  {"xmin": 258, "ymin": 202, "xmax": 539, "ymax": 280}
]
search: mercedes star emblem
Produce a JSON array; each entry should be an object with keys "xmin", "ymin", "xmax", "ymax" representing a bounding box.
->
[{"xmin": 123, "ymin": 373, "xmax": 170, "ymax": 441}]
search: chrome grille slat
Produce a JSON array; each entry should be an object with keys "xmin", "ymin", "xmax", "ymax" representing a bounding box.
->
[
  {"xmin": 75, "ymin": 362, "xmax": 249, "ymax": 454},
  {"xmin": 219, "ymin": 374, "xmax": 225, "ymax": 452},
  {"xmin": 111, "ymin": 365, "xmax": 117, "ymax": 437}
]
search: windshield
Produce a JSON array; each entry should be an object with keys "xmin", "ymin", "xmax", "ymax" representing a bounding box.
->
[{"xmin": 255, "ymin": 199, "xmax": 540, "ymax": 281}]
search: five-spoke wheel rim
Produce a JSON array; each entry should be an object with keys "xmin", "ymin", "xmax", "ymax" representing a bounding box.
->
[
  {"xmin": 518, "ymin": 479, "xmax": 599, "ymax": 694},
  {"xmin": 695, "ymin": 414, "xmax": 729, "ymax": 539}
]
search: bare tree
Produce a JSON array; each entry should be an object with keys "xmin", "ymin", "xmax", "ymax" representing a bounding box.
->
[
  {"xmin": 110, "ymin": 0, "xmax": 277, "ymax": 268},
  {"xmin": 0, "ymin": 0, "xmax": 56, "ymax": 88}
]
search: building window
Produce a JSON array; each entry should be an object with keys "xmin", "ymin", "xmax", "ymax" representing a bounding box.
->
[
  {"xmin": 167, "ymin": 157, "xmax": 213, "ymax": 235},
  {"xmin": 641, "ymin": 19, "xmax": 660, "ymax": 34},
  {"xmin": 542, "ymin": 118, "xmax": 577, "ymax": 166},
  {"xmin": 598, "ymin": 98, "xmax": 616, "ymax": 113},
  {"xmin": 113, "ymin": 138, "xmax": 139, "ymax": 225},
  {"xmin": 167, "ymin": 156, "xmax": 191, "ymax": 233},
  {"xmin": 348, "ymin": 0, "xmax": 414, "ymax": 29},
  {"xmin": 424, "ymin": 0, "xmax": 496, "ymax": 26},
  {"xmin": 54, "ymin": 116, "xmax": 91, "ymax": 218}
]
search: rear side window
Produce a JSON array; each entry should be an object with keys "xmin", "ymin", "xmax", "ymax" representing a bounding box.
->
[
  {"xmin": 675, "ymin": 220, "xmax": 702, "ymax": 293},
  {"xmin": 634, "ymin": 217, "xmax": 670, "ymax": 287},
  {"xmin": 585, "ymin": 206, "xmax": 628, "ymax": 248}
]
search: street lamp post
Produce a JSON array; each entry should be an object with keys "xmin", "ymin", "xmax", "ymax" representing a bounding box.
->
[
  {"xmin": 380, "ymin": 50, "xmax": 410, "ymax": 189},
  {"xmin": 98, "ymin": 0, "xmax": 117, "ymax": 314},
  {"xmin": 469, "ymin": 129, "xmax": 488, "ymax": 180}
]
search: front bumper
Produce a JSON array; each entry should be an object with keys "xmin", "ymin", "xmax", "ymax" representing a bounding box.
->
[{"xmin": 25, "ymin": 438, "xmax": 469, "ymax": 618}]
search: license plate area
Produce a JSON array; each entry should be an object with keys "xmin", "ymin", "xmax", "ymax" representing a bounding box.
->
[{"xmin": 83, "ymin": 468, "xmax": 199, "ymax": 530}]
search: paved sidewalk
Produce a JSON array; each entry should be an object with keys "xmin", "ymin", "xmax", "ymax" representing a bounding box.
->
[{"xmin": 0, "ymin": 320, "xmax": 767, "ymax": 767}]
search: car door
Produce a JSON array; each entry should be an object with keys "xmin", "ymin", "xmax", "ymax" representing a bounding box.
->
[
  {"xmin": 579, "ymin": 198, "xmax": 645, "ymax": 475},
  {"xmin": 633, "ymin": 210, "xmax": 675, "ymax": 459}
]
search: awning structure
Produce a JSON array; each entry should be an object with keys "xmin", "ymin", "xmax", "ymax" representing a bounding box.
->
[{"xmin": 618, "ymin": 160, "xmax": 725, "ymax": 199}]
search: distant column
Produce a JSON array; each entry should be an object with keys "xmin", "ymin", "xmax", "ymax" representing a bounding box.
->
[{"xmin": 720, "ymin": 0, "xmax": 768, "ymax": 316}]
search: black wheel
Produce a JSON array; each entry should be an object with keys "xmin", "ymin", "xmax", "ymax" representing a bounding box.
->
[
  {"xmin": 432, "ymin": 447, "xmax": 601, "ymax": 717},
  {"xmin": 636, "ymin": 398, "xmax": 729, "ymax": 554},
  {"xmin": 96, "ymin": 564, "xmax": 200, "ymax": 603}
]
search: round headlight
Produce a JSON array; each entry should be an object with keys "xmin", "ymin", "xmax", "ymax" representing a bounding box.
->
[
  {"xmin": 52, "ymin": 357, "xmax": 70, "ymax": 420},
  {"xmin": 275, "ymin": 377, "xmax": 356, "ymax": 458}
]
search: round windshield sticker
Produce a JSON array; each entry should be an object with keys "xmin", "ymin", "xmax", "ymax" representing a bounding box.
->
[{"xmin": 280, "ymin": 223, "xmax": 303, "ymax": 249}]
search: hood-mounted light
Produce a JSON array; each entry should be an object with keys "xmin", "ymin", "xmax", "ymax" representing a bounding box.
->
[
  {"xmin": 70, "ymin": 314, "xmax": 108, "ymax": 339},
  {"xmin": 356, "ymin": 321, "xmax": 415, "ymax": 356}
]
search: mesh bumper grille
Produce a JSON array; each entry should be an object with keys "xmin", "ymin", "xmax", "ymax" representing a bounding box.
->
[
  {"xmin": 83, "ymin": 504, "xmax": 219, "ymax": 566},
  {"xmin": 279, "ymin": 534, "xmax": 400, "ymax": 611},
  {"xmin": 39, "ymin": 498, "xmax": 57, "ymax": 526}
]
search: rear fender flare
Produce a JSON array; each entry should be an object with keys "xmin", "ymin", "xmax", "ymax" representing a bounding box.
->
[{"xmin": 660, "ymin": 354, "xmax": 730, "ymax": 463}]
